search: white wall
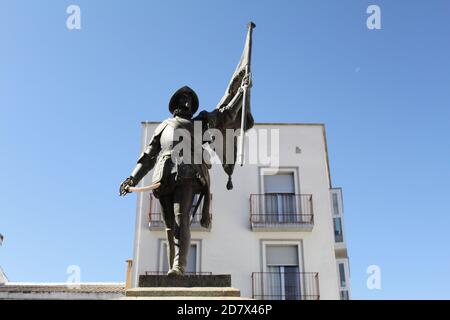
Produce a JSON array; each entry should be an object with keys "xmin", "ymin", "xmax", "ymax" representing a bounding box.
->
[{"xmin": 131, "ymin": 123, "xmax": 340, "ymax": 300}]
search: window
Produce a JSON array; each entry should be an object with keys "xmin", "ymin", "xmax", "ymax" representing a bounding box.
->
[
  {"xmin": 265, "ymin": 245, "xmax": 300, "ymax": 300},
  {"xmin": 332, "ymin": 193, "xmax": 340, "ymax": 216},
  {"xmin": 338, "ymin": 263, "xmax": 346, "ymax": 287},
  {"xmin": 336, "ymin": 259, "xmax": 351, "ymax": 300},
  {"xmin": 340, "ymin": 290, "xmax": 349, "ymax": 300},
  {"xmin": 266, "ymin": 266, "xmax": 300, "ymax": 300},
  {"xmin": 266, "ymin": 245, "xmax": 299, "ymax": 266},
  {"xmin": 264, "ymin": 173, "xmax": 295, "ymax": 194},
  {"xmin": 160, "ymin": 242, "xmax": 198, "ymax": 273},
  {"xmin": 263, "ymin": 172, "xmax": 298, "ymax": 222},
  {"xmin": 333, "ymin": 217, "xmax": 344, "ymax": 243}
]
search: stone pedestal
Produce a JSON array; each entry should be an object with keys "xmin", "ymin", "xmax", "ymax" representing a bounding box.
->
[
  {"xmin": 124, "ymin": 274, "xmax": 246, "ymax": 300},
  {"xmin": 125, "ymin": 287, "xmax": 241, "ymax": 299},
  {"xmin": 138, "ymin": 274, "xmax": 232, "ymax": 287}
]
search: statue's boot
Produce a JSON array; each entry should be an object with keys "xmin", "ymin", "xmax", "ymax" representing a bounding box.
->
[
  {"xmin": 167, "ymin": 267, "xmax": 183, "ymax": 276},
  {"xmin": 168, "ymin": 242, "xmax": 187, "ymax": 276},
  {"xmin": 168, "ymin": 213, "xmax": 190, "ymax": 276}
]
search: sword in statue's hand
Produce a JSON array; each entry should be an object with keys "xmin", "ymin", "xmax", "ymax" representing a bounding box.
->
[
  {"xmin": 120, "ymin": 176, "xmax": 161, "ymax": 196},
  {"xmin": 126, "ymin": 183, "xmax": 161, "ymax": 193}
]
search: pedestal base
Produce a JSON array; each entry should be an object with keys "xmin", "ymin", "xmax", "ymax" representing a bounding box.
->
[
  {"xmin": 138, "ymin": 274, "xmax": 232, "ymax": 287},
  {"xmin": 125, "ymin": 287, "xmax": 240, "ymax": 298},
  {"xmin": 123, "ymin": 274, "xmax": 246, "ymax": 300}
]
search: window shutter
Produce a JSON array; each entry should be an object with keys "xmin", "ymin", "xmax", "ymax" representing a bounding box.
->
[{"xmin": 266, "ymin": 245, "xmax": 298, "ymax": 266}]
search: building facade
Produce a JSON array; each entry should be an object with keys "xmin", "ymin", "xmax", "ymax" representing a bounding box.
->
[{"xmin": 130, "ymin": 122, "xmax": 351, "ymax": 300}]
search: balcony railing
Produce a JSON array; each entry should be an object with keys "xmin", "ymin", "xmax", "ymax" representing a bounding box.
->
[
  {"xmin": 250, "ymin": 194, "xmax": 314, "ymax": 231},
  {"xmin": 252, "ymin": 272, "xmax": 320, "ymax": 300},
  {"xmin": 148, "ymin": 194, "xmax": 211, "ymax": 231},
  {"xmin": 340, "ymin": 289, "xmax": 350, "ymax": 300}
]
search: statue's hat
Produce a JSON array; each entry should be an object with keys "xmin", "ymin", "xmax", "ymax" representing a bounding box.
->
[{"xmin": 168, "ymin": 86, "xmax": 199, "ymax": 115}]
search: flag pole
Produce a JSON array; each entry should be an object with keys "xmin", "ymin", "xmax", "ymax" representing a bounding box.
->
[
  {"xmin": 238, "ymin": 22, "xmax": 255, "ymax": 166},
  {"xmin": 238, "ymin": 69, "xmax": 249, "ymax": 166}
]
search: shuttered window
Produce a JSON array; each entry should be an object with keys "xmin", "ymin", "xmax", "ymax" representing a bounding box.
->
[{"xmin": 266, "ymin": 245, "xmax": 298, "ymax": 266}]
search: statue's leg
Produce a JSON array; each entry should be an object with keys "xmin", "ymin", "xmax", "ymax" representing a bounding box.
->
[
  {"xmin": 169, "ymin": 183, "xmax": 197, "ymax": 276},
  {"xmin": 165, "ymin": 229, "xmax": 175, "ymax": 270},
  {"xmin": 159, "ymin": 195, "xmax": 175, "ymax": 271}
]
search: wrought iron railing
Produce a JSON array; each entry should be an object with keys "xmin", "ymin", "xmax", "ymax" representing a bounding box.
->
[
  {"xmin": 250, "ymin": 194, "xmax": 314, "ymax": 228},
  {"xmin": 252, "ymin": 272, "xmax": 320, "ymax": 300},
  {"xmin": 340, "ymin": 289, "xmax": 350, "ymax": 300}
]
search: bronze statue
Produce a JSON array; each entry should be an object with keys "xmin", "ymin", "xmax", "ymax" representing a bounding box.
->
[{"xmin": 120, "ymin": 23, "xmax": 255, "ymax": 276}]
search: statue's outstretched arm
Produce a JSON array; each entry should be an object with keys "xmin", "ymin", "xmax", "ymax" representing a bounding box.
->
[
  {"xmin": 202, "ymin": 73, "xmax": 251, "ymax": 130},
  {"xmin": 218, "ymin": 87, "xmax": 244, "ymax": 126},
  {"xmin": 130, "ymin": 138, "xmax": 161, "ymax": 184},
  {"xmin": 194, "ymin": 86, "xmax": 245, "ymax": 132},
  {"xmin": 119, "ymin": 128, "xmax": 162, "ymax": 196}
]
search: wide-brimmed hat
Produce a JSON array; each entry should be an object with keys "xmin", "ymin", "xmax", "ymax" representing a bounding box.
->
[{"xmin": 168, "ymin": 86, "xmax": 199, "ymax": 115}]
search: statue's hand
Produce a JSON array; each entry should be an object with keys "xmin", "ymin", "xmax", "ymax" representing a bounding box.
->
[
  {"xmin": 119, "ymin": 177, "xmax": 136, "ymax": 196},
  {"xmin": 241, "ymin": 73, "xmax": 252, "ymax": 88}
]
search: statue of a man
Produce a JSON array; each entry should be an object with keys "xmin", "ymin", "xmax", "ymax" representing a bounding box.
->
[{"xmin": 119, "ymin": 76, "xmax": 250, "ymax": 276}]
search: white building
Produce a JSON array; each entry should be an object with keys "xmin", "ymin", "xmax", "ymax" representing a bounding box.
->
[
  {"xmin": 131, "ymin": 122, "xmax": 351, "ymax": 300},
  {"xmin": 0, "ymin": 122, "xmax": 350, "ymax": 300}
]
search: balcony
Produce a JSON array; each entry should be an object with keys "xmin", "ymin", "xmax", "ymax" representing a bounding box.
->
[
  {"xmin": 252, "ymin": 272, "xmax": 320, "ymax": 300},
  {"xmin": 250, "ymin": 194, "xmax": 314, "ymax": 231},
  {"xmin": 340, "ymin": 289, "xmax": 350, "ymax": 300},
  {"xmin": 148, "ymin": 194, "xmax": 212, "ymax": 231}
]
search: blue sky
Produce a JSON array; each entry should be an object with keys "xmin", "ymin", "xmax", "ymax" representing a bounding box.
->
[{"xmin": 1, "ymin": 0, "xmax": 449, "ymax": 299}]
